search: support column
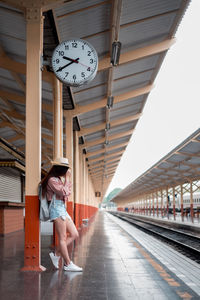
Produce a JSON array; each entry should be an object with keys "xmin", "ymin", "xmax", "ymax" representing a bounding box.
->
[
  {"xmin": 53, "ymin": 77, "xmax": 63, "ymax": 159},
  {"xmin": 22, "ymin": 7, "xmax": 45, "ymax": 272},
  {"xmin": 149, "ymin": 194, "xmax": 151, "ymax": 216},
  {"xmin": 65, "ymin": 112, "xmax": 74, "ymax": 220},
  {"xmin": 85, "ymin": 160, "xmax": 88, "ymax": 219},
  {"xmin": 152, "ymin": 193, "xmax": 155, "ymax": 216},
  {"xmin": 83, "ymin": 154, "xmax": 87, "ymax": 219},
  {"xmin": 74, "ymin": 131, "xmax": 80, "ymax": 228},
  {"xmin": 52, "ymin": 77, "xmax": 63, "ymax": 249},
  {"xmin": 161, "ymin": 189, "xmax": 163, "ymax": 218},
  {"xmin": 166, "ymin": 187, "xmax": 169, "ymax": 219},
  {"xmin": 190, "ymin": 181, "xmax": 194, "ymax": 223},
  {"xmin": 181, "ymin": 184, "xmax": 184, "ymax": 222},
  {"xmin": 173, "ymin": 187, "xmax": 176, "ymax": 221},
  {"xmin": 79, "ymin": 148, "xmax": 84, "ymax": 226},
  {"xmin": 156, "ymin": 191, "xmax": 158, "ymax": 217},
  {"xmin": 145, "ymin": 196, "xmax": 147, "ymax": 215}
]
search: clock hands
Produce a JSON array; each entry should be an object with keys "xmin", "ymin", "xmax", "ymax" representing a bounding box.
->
[
  {"xmin": 63, "ymin": 56, "xmax": 91, "ymax": 69},
  {"xmin": 56, "ymin": 58, "xmax": 79, "ymax": 72},
  {"xmin": 63, "ymin": 56, "xmax": 79, "ymax": 63}
]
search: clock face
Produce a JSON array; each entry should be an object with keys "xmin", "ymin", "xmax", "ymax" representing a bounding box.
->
[{"xmin": 51, "ymin": 39, "xmax": 98, "ymax": 87}]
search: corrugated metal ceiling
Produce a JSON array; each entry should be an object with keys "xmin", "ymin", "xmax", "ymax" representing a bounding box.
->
[{"xmin": 0, "ymin": 0, "xmax": 191, "ymax": 197}]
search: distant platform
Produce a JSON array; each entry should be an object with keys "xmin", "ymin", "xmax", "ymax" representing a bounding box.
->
[{"xmin": 111, "ymin": 210, "xmax": 200, "ymax": 233}]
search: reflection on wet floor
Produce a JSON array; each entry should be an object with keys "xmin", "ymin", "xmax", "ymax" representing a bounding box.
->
[{"xmin": 0, "ymin": 212, "xmax": 199, "ymax": 300}]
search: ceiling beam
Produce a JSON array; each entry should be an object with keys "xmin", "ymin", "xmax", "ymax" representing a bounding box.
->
[
  {"xmin": 10, "ymin": 71, "xmax": 26, "ymax": 93},
  {"xmin": 81, "ymin": 129, "xmax": 133, "ymax": 150},
  {"xmin": 88, "ymin": 157, "xmax": 121, "ymax": 168},
  {"xmin": 78, "ymin": 113, "xmax": 141, "ymax": 137},
  {"xmin": 86, "ymin": 141, "xmax": 128, "ymax": 158},
  {"xmin": 175, "ymin": 151, "xmax": 200, "ymax": 158},
  {"xmin": 88, "ymin": 150, "xmax": 124, "ymax": 163},
  {"xmin": 90, "ymin": 165, "xmax": 117, "ymax": 177},
  {"xmin": 89, "ymin": 161, "xmax": 119, "ymax": 171},
  {"xmin": 0, "ymin": 90, "xmax": 52, "ymax": 113},
  {"xmin": 73, "ymin": 84, "xmax": 153, "ymax": 117},
  {"xmin": 98, "ymin": 38, "xmax": 176, "ymax": 71},
  {"xmin": 7, "ymin": 134, "xmax": 24, "ymax": 143},
  {"xmin": 0, "ymin": 46, "xmax": 53, "ymax": 83}
]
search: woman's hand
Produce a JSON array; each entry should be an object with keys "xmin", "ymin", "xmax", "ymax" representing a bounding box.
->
[
  {"xmin": 64, "ymin": 169, "xmax": 72, "ymax": 195},
  {"xmin": 65, "ymin": 169, "xmax": 71, "ymax": 181}
]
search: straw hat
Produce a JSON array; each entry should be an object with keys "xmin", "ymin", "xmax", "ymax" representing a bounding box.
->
[{"xmin": 51, "ymin": 157, "xmax": 69, "ymax": 167}]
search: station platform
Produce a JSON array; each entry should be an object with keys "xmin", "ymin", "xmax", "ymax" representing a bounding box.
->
[{"xmin": 0, "ymin": 211, "xmax": 200, "ymax": 300}]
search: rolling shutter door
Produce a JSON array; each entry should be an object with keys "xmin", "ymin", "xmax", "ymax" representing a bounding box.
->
[{"xmin": 0, "ymin": 168, "xmax": 21, "ymax": 202}]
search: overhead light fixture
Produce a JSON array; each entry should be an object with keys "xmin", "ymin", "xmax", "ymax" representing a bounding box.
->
[
  {"xmin": 107, "ymin": 96, "xmax": 114, "ymax": 109},
  {"xmin": 111, "ymin": 41, "xmax": 121, "ymax": 66},
  {"xmin": 105, "ymin": 122, "xmax": 110, "ymax": 131},
  {"xmin": 104, "ymin": 140, "xmax": 109, "ymax": 146}
]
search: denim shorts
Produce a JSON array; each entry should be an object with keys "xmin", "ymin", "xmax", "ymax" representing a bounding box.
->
[{"xmin": 49, "ymin": 199, "xmax": 72, "ymax": 222}]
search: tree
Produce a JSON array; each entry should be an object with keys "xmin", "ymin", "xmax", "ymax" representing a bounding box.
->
[{"xmin": 103, "ymin": 188, "xmax": 122, "ymax": 203}]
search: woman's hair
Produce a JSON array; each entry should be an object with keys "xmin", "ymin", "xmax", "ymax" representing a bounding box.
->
[{"xmin": 41, "ymin": 165, "xmax": 69, "ymax": 196}]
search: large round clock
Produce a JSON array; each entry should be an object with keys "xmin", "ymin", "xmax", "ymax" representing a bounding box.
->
[{"xmin": 51, "ymin": 38, "xmax": 98, "ymax": 87}]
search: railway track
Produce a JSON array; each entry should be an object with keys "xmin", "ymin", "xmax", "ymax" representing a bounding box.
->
[{"xmin": 109, "ymin": 212, "xmax": 200, "ymax": 264}]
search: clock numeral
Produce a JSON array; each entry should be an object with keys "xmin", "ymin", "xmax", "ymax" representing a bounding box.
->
[
  {"xmin": 65, "ymin": 45, "xmax": 69, "ymax": 50},
  {"xmin": 82, "ymin": 45, "xmax": 85, "ymax": 50},
  {"xmin": 56, "ymin": 59, "xmax": 60, "ymax": 64},
  {"xmin": 87, "ymin": 51, "xmax": 91, "ymax": 56},
  {"xmin": 81, "ymin": 72, "xmax": 85, "ymax": 78},
  {"xmin": 59, "ymin": 51, "xmax": 64, "ymax": 56},
  {"xmin": 73, "ymin": 75, "xmax": 77, "ymax": 81},
  {"xmin": 90, "ymin": 58, "xmax": 94, "ymax": 64},
  {"xmin": 87, "ymin": 67, "xmax": 91, "ymax": 72},
  {"xmin": 65, "ymin": 72, "xmax": 69, "ymax": 77},
  {"xmin": 72, "ymin": 42, "xmax": 77, "ymax": 48}
]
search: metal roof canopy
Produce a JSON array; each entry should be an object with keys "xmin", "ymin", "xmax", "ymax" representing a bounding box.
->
[
  {"xmin": 0, "ymin": 0, "xmax": 191, "ymax": 197},
  {"xmin": 113, "ymin": 128, "xmax": 200, "ymax": 203}
]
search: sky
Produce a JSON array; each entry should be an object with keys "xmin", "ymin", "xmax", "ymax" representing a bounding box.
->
[{"xmin": 106, "ymin": 0, "xmax": 200, "ymax": 196}]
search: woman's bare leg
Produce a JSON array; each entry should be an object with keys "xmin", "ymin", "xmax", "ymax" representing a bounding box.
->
[
  {"xmin": 65, "ymin": 218, "xmax": 79, "ymax": 247},
  {"xmin": 54, "ymin": 218, "xmax": 71, "ymax": 265}
]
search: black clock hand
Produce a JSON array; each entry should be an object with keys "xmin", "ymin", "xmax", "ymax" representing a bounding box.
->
[
  {"xmin": 63, "ymin": 56, "xmax": 92, "ymax": 69},
  {"xmin": 63, "ymin": 56, "xmax": 79, "ymax": 63},
  {"xmin": 56, "ymin": 58, "xmax": 79, "ymax": 72}
]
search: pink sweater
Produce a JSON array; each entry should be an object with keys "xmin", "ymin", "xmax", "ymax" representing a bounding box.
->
[{"xmin": 46, "ymin": 176, "xmax": 71, "ymax": 202}]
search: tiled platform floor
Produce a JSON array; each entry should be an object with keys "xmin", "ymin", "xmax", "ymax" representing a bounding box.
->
[{"xmin": 0, "ymin": 211, "xmax": 199, "ymax": 300}]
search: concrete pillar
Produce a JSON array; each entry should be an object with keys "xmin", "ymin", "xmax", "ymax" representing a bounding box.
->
[
  {"xmin": 52, "ymin": 77, "xmax": 63, "ymax": 249},
  {"xmin": 53, "ymin": 78, "xmax": 63, "ymax": 159},
  {"xmin": 23, "ymin": 7, "xmax": 45, "ymax": 272},
  {"xmin": 152, "ymin": 193, "xmax": 155, "ymax": 216},
  {"xmin": 74, "ymin": 131, "xmax": 80, "ymax": 228},
  {"xmin": 166, "ymin": 187, "xmax": 169, "ymax": 219},
  {"xmin": 173, "ymin": 187, "xmax": 176, "ymax": 221},
  {"xmin": 149, "ymin": 194, "xmax": 151, "ymax": 216},
  {"xmin": 65, "ymin": 112, "xmax": 74, "ymax": 220},
  {"xmin": 161, "ymin": 189, "xmax": 163, "ymax": 218},
  {"xmin": 156, "ymin": 191, "xmax": 158, "ymax": 217},
  {"xmin": 181, "ymin": 184, "xmax": 184, "ymax": 222},
  {"xmin": 190, "ymin": 181, "xmax": 194, "ymax": 223},
  {"xmin": 83, "ymin": 155, "xmax": 87, "ymax": 219}
]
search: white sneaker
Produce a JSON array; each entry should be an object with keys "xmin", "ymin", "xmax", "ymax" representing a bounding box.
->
[
  {"xmin": 63, "ymin": 261, "xmax": 83, "ymax": 272},
  {"xmin": 49, "ymin": 252, "xmax": 60, "ymax": 269}
]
